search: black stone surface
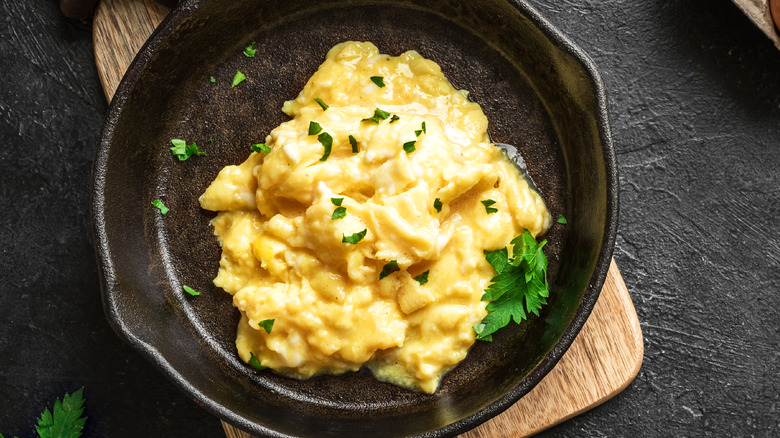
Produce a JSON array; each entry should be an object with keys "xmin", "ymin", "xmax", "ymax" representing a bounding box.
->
[{"xmin": 0, "ymin": 0, "xmax": 777, "ymax": 437}]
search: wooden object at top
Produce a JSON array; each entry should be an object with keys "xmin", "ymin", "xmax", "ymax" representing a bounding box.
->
[{"xmin": 93, "ymin": 1, "xmax": 644, "ymax": 436}]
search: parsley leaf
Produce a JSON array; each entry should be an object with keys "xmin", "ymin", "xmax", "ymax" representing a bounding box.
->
[
  {"xmin": 183, "ymin": 285, "xmax": 201, "ymax": 296},
  {"xmin": 243, "ymin": 41, "xmax": 256, "ymax": 57},
  {"xmin": 251, "ymin": 143, "xmax": 271, "ymax": 153},
  {"xmin": 557, "ymin": 214, "xmax": 567, "ymax": 224},
  {"xmin": 308, "ymin": 121, "xmax": 323, "ymax": 135},
  {"xmin": 349, "ymin": 134, "xmax": 358, "ymax": 153},
  {"xmin": 151, "ymin": 199, "xmax": 169, "ymax": 215},
  {"xmin": 248, "ymin": 352, "xmax": 266, "ymax": 370},
  {"xmin": 342, "ymin": 229, "xmax": 367, "ymax": 244},
  {"xmin": 258, "ymin": 319, "xmax": 274, "ymax": 334},
  {"xmin": 362, "ymin": 108, "xmax": 391, "ymax": 124},
  {"xmin": 433, "ymin": 198, "xmax": 442, "ymax": 213},
  {"xmin": 331, "ymin": 198, "xmax": 346, "ymax": 219},
  {"xmin": 35, "ymin": 387, "xmax": 86, "ymax": 438},
  {"xmin": 231, "ymin": 70, "xmax": 246, "ymax": 88},
  {"xmin": 332, "ymin": 207, "xmax": 347, "ymax": 220},
  {"xmin": 414, "ymin": 270, "xmax": 429, "ymax": 285},
  {"xmin": 170, "ymin": 139, "xmax": 205, "ymax": 161},
  {"xmin": 370, "ymin": 76, "xmax": 385, "ymax": 87},
  {"xmin": 379, "ymin": 260, "xmax": 400, "ymax": 280},
  {"xmin": 403, "ymin": 140, "xmax": 416, "ymax": 154},
  {"xmin": 474, "ymin": 230, "xmax": 549, "ymax": 341},
  {"xmin": 314, "ymin": 97, "xmax": 329, "ymax": 111},
  {"xmin": 415, "ymin": 121, "xmax": 427, "ymax": 136},
  {"xmin": 389, "ymin": 114, "xmax": 400, "ymax": 123},
  {"xmin": 482, "ymin": 199, "xmax": 498, "ymax": 214},
  {"xmin": 317, "ymin": 132, "xmax": 333, "ymax": 161}
]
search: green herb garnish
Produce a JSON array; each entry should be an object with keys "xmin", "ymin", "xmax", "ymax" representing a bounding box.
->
[
  {"xmin": 362, "ymin": 108, "xmax": 391, "ymax": 124},
  {"xmin": 248, "ymin": 352, "xmax": 266, "ymax": 370},
  {"xmin": 209, "ymin": 76, "xmax": 215, "ymax": 83},
  {"xmin": 403, "ymin": 140, "xmax": 416, "ymax": 154},
  {"xmin": 415, "ymin": 121, "xmax": 427, "ymax": 136},
  {"xmin": 379, "ymin": 260, "xmax": 400, "ymax": 280},
  {"xmin": 243, "ymin": 41, "xmax": 256, "ymax": 57},
  {"xmin": 314, "ymin": 97, "xmax": 329, "ymax": 111},
  {"xmin": 331, "ymin": 198, "xmax": 347, "ymax": 219},
  {"xmin": 34, "ymin": 387, "xmax": 86, "ymax": 438},
  {"xmin": 258, "ymin": 319, "xmax": 274, "ymax": 334},
  {"xmin": 414, "ymin": 270, "xmax": 429, "ymax": 285},
  {"xmin": 332, "ymin": 207, "xmax": 347, "ymax": 220},
  {"xmin": 389, "ymin": 115, "xmax": 400, "ymax": 123},
  {"xmin": 349, "ymin": 134, "xmax": 358, "ymax": 153},
  {"xmin": 342, "ymin": 229, "xmax": 367, "ymax": 244},
  {"xmin": 433, "ymin": 198, "xmax": 442, "ymax": 213},
  {"xmin": 170, "ymin": 139, "xmax": 205, "ymax": 161},
  {"xmin": 182, "ymin": 285, "xmax": 201, "ymax": 297},
  {"xmin": 308, "ymin": 121, "xmax": 323, "ymax": 135},
  {"xmin": 557, "ymin": 214, "xmax": 567, "ymax": 224},
  {"xmin": 370, "ymin": 76, "xmax": 385, "ymax": 87},
  {"xmin": 251, "ymin": 143, "xmax": 271, "ymax": 153},
  {"xmin": 151, "ymin": 199, "xmax": 169, "ymax": 215},
  {"xmin": 231, "ymin": 70, "xmax": 246, "ymax": 88},
  {"xmin": 318, "ymin": 132, "xmax": 333, "ymax": 161},
  {"xmin": 473, "ymin": 230, "xmax": 549, "ymax": 341},
  {"xmin": 482, "ymin": 199, "xmax": 498, "ymax": 214}
]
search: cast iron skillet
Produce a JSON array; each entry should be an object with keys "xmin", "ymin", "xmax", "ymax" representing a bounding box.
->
[{"xmin": 92, "ymin": 0, "xmax": 618, "ymax": 436}]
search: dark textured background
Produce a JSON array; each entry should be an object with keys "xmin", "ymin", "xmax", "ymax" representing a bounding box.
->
[{"xmin": 0, "ymin": 0, "xmax": 778, "ymax": 437}]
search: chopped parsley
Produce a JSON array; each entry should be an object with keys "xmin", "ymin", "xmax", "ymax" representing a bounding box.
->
[
  {"xmin": 258, "ymin": 319, "xmax": 274, "ymax": 334},
  {"xmin": 331, "ymin": 198, "xmax": 346, "ymax": 219},
  {"xmin": 473, "ymin": 230, "xmax": 550, "ymax": 341},
  {"xmin": 370, "ymin": 76, "xmax": 385, "ymax": 87},
  {"xmin": 231, "ymin": 70, "xmax": 246, "ymax": 87},
  {"xmin": 342, "ymin": 229, "xmax": 367, "ymax": 244},
  {"xmin": 362, "ymin": 108, "xmax": 391, "ymax": 124},
  {"xmin": 482, "ymin": 199, "xmax": 498, "ymax": 214},
  {"xmin": 332, "ymin": 206, "xmax": 347, "ymax": 220},
  {"xmin": 403, "ymin": 140, "xmax": 416, "ymax": 154},
  {"xmin": 557, "ymin": 214, "xmax": 567, "ymax": 224},
  {"xmin": 433, "ymin": 198, "xmax": 442, "ymax": 212},
  {"xmin": 151, "ymin": 199, "xmax": 169, "ymax": 215},
  {"xmin": 349, "ymin": 134, "xmax": 358, "ymax": 153},
  {"xmin": 308, "ymin": 121, "xmax": 323, "ymax": 135},
  {"xmin": 314, "ymin": 97, "xmax": 329, "ymax": 111},
  {"xmin": 414, "ymin": 270, "xmax": 429, "ymax": 285},
  {"xmin": 317, "ymin": 132, "xmax": 333, "ymax": 161},
  {"xmin": 379, "ymin": 260, "xmax": 400, "ymax": 280},
  {"xmin": 243, "ymin": 41, "xmax": 256, "ymax": 57},
  {"xmin": 251, "ymin": 143, "xmax": 271, "ymax": 153},
  {"xmin": 170, "ymin": 139, "xmax": 205, "ymax": 161},
  {"xmin": 209, "ymin": 76, "xmax": 215, "ymax": 83},
  {"xmin": 389, "ymin": 114, "xmax": 400, "ymax": 123},
  {"xmin": 182, "ymin": 285, "xmax": 201, "ymax": 296},
  {"xmin": 248, "ymin": 352, "xmax": 265, "ymax": 370},
  {"xmin": 415, "ymin": 121, "xmax": 427, "ymax": 136}
]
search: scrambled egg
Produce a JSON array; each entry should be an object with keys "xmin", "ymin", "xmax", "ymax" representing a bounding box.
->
[{"xmin": 199, "ymin": 41, "xmax": 551, "ymax": 393}]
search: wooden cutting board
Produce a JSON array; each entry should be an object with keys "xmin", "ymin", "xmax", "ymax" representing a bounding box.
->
[{"xmin": 93, "ymin": 2, "xmax": 643, "ymax": 436}]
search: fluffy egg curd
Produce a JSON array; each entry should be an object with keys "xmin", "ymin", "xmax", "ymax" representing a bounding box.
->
[{"xmin": 199, "ymin": 41, "xmax": 551, "ymax": 393}]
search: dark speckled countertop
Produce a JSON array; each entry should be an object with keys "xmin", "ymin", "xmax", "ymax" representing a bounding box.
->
[{"xmin": 1, "ymin": 1, "xmax": 778, "ymax": 437}]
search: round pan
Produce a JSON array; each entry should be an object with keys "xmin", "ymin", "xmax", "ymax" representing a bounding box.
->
[{"xmin": 92, "ymin": 0, "xmax": 618, "ymax": 436}]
